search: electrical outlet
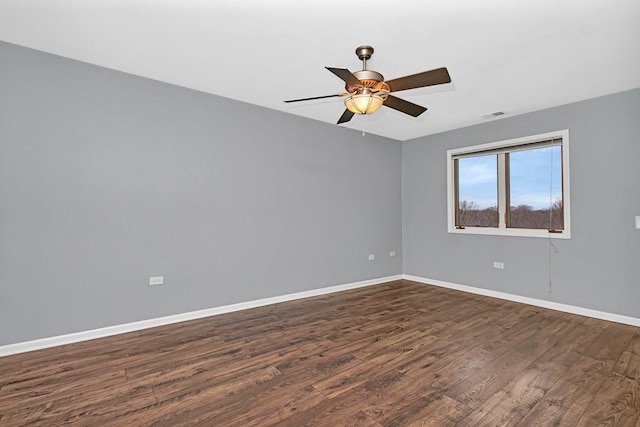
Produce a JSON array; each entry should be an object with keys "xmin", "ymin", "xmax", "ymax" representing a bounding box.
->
[
  {"xmin": 493, "ymin": 262, "xmax": 504, "ymax": 269},
  {"xmin": 149, "ymin": 276, "xmax": 164, "ymax": 286},
  {"xmin": 368, "ymin": 254, "xmax": 375, "ymax": 261},
  {"xmin": 390, "ymin": 251, "xmax": 396, "ymax": 257},
  {"xmin": 636, "ymin": 216, "xmax": 640, "ymax": 229}
]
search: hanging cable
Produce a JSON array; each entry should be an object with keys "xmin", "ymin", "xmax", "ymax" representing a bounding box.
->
[
  {"xmin": 548, "ymin": 147, "xmax": 555, "ymax": 298},
  {"xmin": 549, "ymin": 147, "xmax": 554, "ymax": 228}
]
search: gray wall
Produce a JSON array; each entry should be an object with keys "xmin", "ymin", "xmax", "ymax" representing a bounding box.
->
[
  {"xmin": 0, "ymin": 42, "xmax": 403, "ymax": 345},
  {"xmin": 403, "ymin": 88, "xmax": 640, "ymax": 318},
  {"xmin": 2, "ymin": 40, "xmax": 638, "ymax": 347}
]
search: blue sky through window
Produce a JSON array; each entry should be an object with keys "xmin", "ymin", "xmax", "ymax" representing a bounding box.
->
[
  {"xmin": 510, "ymin": 146, "xmax": 562, "ymax": 209},
  {"xmin": 457, "ymin": 155, "xmax": 497, "ymax": 209}
]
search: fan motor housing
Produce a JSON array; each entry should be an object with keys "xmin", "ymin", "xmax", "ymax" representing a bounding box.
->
[{"xmin": 347, "ymin": 70, "xmax": 389, "ymax": 94}]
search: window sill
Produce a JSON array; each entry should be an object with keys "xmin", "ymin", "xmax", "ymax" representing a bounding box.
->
[{"xmin": 448, "ymin": 226, "xmax": 571, "ymax": 239}]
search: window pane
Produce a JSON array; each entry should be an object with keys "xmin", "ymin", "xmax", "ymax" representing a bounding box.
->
[
  {"xmin": 456, "ymin": 155, "xmax": 498, "ymax": 227},
  {"xmin": 508, "ymin": 146, "xmax": 563, "ymax": 229}
]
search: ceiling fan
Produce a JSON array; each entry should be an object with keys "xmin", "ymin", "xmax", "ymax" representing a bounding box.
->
[{"xmin": 285, "ymin": 45, "xmax": 452, "ymax": 124}]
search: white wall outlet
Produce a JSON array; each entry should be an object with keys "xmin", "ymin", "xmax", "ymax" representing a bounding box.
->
[
  {"xmin": 636, "ymin": 216, "xmax": 640, "ymax": 229},
  {"xmin": 390, "ymin": 251, "xmax": 396, "ymax": 257},
  {"xmin": 149, "ymin": 276, "xmax": 164, "ymax": 286},
  {"xmin": 368, "ymin": 254, "xmax": 375, "ymax": 261},
  {"xmin": 493, "ymin": 262, "xmax": 504, "ymax": 269}
]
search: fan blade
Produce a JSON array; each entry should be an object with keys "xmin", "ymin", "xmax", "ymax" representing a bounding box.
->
[
  {"xmin": 386, "ymin": 67, "xmax": 451, "ymax": 93},
  {"xmin": 284, "ymin": 94, "xmax": 343, "ymax": 103},
  {"xmin": 383, "ymin": 95, "xmax": 427, "ymax": 117},
  {"xmin": 337, "ymin": 109, "xmax": 355, "ymax": 124},
  {"xmin": 325, "ymin": 67, "xmax": 363, "ymax": 88}
]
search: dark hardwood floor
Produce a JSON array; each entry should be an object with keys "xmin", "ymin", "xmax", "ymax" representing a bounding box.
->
[{"xmin": 1, "ymin": 280, "xmax": 639, "ymax": 426}]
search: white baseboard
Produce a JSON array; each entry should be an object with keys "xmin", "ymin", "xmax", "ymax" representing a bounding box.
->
[
  {"xmin": 403, "ymin": 274, "xmax": 640, "ymax": 327},
  {"xmin": 4, "ymin": 273, "xmax": 636, "ymax": 357},
  {"xmin": 0, "ymin": 275, "xmax": 402, "ymax": 357}
]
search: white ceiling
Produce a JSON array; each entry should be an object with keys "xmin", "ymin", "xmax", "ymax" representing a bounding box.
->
[{"xmin": 1, "ymin": 0, "xmax": 639, "ymax": 141}]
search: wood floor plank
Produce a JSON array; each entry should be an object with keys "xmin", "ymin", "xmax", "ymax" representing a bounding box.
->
[
  {"xmin": 441, "ymin": 314, "xmax": 566, "ymax": 410},
  {"xmin": 396, "ymin": 395, "xmax": 470, "ymax": 427},
  {"xmin": 456, "ymin": 360, "xmax": 568, "ymax": 427},
  {"xmin": 277, "ymin": 368, "xmax": 406, "ymax": 426},
  {"xmin": 359, "ymin": 332, "xmax": 441, "ymax": 370},
  {"xmin": 202, "ymin": 384, "xmax": 328, "ymax": 426},
  {"xmin": 421, "ymin": 340, "xmax": 496, "ymax": 392},
  {"xmin": 0, "ymin": 349, "xmax": 130, "ymax": 394},
  {"xmin": 446, "ymin": 348, "xmax": 538, "ymax": 409},
  {"xmin": 361, "ymin": 372, "xmax": 438, "ymax": 423},
  {"xmin": 151, "ymin": 344, "xmax": 350, "ymax": 425},
  {"xmin": 574, "ymin": 373, "xmax": 640, "ymax": 426},
  {"xmin": 581, "ymin": 322, "xmax": 637, "ymax": 362},
  {"xmin": 362, "ymin": 373, "xmax": 471, "ymax": 427},
  {"xmin": 534, "ymin": 321, "xmax": 607, "ymax": 367},
  {"xmin": 0, "ymin": 280, "xmax": 637, "ymax": 426},
  {"xmin": 512, "ymin": 317, "xmax": 577, "ymax": 358},
  {"xmin": 4, "ymin": 333, "xmax": 126, "ymax": 368},
  {"xmin": 0, "ymin": 368, "xmax": 129, "ymax": 417},
  {"xmin": 1, "ymin": 379, "xmax": 156, "ymax": 426},
  {"xmin": 312, "ymin": 359, "xmax": 388, "ymax": 399},
  {"xmin": 394, "ymin": 336, "xmax": 486, "ymax": 384},
  {"xmin": 515, "ymin": 354, "xmax": 613, "ymax": 426},
  {"xmin": 613, "ymin": 331, "xmax": 640, "ymax": 381},
  {"xmin": 273, "ymin": 339, "xmax": 354, "ymax": 378}
]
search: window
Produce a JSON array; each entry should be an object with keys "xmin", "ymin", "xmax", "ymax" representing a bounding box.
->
[{"xmin": 447, "ymin": 130, "xmax": 570, "ymax": 238}]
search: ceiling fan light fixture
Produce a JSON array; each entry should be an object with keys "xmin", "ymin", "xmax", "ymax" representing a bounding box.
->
[
  {"xmin": 344, "ymin": 93, "xmax": 384, "ymax": 115},
  {"xmin": 284, "ymin": 45, "xmax": 451, "ymax": 125}
]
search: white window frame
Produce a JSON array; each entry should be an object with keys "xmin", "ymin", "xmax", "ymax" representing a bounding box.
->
[{"xmin": 447, "ymin": 130, "xmax": 571, "ymax": 239}]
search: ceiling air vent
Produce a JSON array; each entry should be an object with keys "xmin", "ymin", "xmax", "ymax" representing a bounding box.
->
[{"xmin": 480, "ymin": 111, "xmax": 506, "ymax": 119}]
